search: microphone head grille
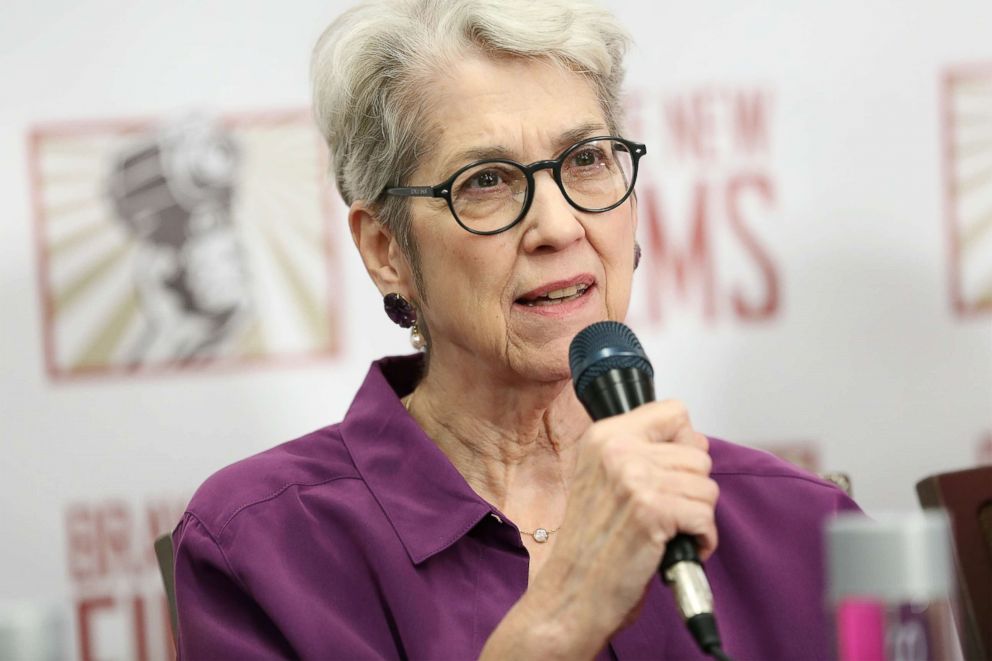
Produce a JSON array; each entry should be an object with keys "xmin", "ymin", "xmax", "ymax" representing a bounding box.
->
[{"xmin": 569, "ymin": 321, "xmax": 653, "ymax": 399}]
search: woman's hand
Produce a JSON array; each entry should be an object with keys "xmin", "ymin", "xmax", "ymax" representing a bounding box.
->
[{"xmin": 481, "ymin": 400, "xmax": 719, "ymax": 660}]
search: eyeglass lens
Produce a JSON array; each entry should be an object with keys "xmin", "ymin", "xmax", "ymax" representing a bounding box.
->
[{"xmin": 450, "ymin": 138, "xmax": 635, "ymax": 233}]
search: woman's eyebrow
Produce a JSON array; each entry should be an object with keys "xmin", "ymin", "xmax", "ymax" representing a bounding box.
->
[
  {"xmin": 435, "ymin": 122, "xmax": 610, "ymax": 176},
  {"xmin": 552, "ymin": 123, "xmax": 609, "ymax": 152},
  {"xmin": 439, "ymin": 145, "xmax": 516, "ymax": 173}
]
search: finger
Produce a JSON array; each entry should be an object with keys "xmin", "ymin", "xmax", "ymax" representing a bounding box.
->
[
  {"xmin": 664, "ymin": 498, "xmax": 718, "ymax": 561},
  {"xmin": 652, "ymin": 472, "xmax": 720, "ymax": 508},
  {"xmin": 594, "ymin": 399, "xmax": 694, "ymax": 445},
  {"xmin": 642, "ymin": 443, "xmax": 713, "ymax": 476},
  {"xmin": 671, "ymin": 428, "xmax": 707, "ymax": 451},
  {"xmin": 618, "ymin": 472, "xmax": 718, "ymax": 549},
  {"xmin": 695, "ymin": 526, "xmax": 719, "ymax": 563},
  {"xmin": 637, "ymin": 402, "xmax": 706, "ymax": 451}
]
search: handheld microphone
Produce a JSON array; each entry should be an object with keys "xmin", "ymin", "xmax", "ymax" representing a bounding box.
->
[{"xmin": 569, "ymin": 321, "xmax": 731, "ymax": 661}]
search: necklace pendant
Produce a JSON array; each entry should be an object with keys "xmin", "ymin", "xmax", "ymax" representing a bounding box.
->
[{"xmin": 533, "ymin": 527, "xmax": 549, "ymax": 543}]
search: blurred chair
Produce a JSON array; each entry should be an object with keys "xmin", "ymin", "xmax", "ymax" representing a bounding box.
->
[
  {"xmin": 154, "ymin": 534, "xmax": 178, "ymax": 646},
  {"xmin": 917, "ymin": 466, "xmax": 992, "ymax": 661},
  {"xmin": 0, "ymin": 601, "xmax": 67, "ymax": 661}
]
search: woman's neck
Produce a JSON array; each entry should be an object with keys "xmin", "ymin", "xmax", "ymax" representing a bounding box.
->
[{"xmin": 405, "ymin": 352, "xmax": 591, "ymax": 525}]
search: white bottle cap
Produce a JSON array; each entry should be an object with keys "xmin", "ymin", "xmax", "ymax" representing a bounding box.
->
[{"xmin": 826, "ymin": 510, "xmax": 954, "ymax": 603}]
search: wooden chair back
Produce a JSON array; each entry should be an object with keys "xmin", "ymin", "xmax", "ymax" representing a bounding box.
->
[
  {"xmin": 917, "ymin": 465, "xmax": 992, "ymax": 661},
  {"xmin": 154, "ymin": 533, "xmax": 178, "ymax": 646}
]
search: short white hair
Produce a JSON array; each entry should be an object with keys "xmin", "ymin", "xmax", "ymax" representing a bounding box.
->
[{"xmin": 311, "ymin": 0, "xmax": 631, "ymax": 270}]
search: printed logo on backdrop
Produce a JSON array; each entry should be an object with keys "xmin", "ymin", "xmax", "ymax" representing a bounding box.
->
[
  {"xmin": 28, "ymin": 111, "xmax": 341, "ymax": 379},
  {"xmin": 625, "ymin": 87, "xmax": 781, "ymax": 326},
  {"xmin": 943, "ymin": 65, "xmax": 992, "ymax": 316},
  {"xmin": 65, "ymin": 496, "xmax": 187, "ymax": 661},
  {"xmin": 977, "ymin": 430, "xmax": 992, "ymax": 465}
]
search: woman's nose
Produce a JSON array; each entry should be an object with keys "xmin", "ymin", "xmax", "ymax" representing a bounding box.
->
[{"xmin": 519, "ymin": 170, "xmax": 586, "ymax": 253}]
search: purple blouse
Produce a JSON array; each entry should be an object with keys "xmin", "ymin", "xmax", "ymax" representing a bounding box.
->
[{"xmin": 173, "ymin": 355, "xmax": 859, "ymax": 659}]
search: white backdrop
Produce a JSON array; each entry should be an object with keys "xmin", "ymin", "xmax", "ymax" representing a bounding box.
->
[{"xmin": 2, "ymin": 1, "xmax": 990, "ymax": 659}]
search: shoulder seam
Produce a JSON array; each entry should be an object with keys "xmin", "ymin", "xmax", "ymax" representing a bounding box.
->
[
  {"xmin": 182, "ymin": 511, "xmax": 252, "ymax": 596},
  {"xmin": 211, "ymin": 475, "xmax": 363, "ymax": 536},
  {"xmin": 712, "ymin": 470, "xmax": 838, "ymax": 490}
]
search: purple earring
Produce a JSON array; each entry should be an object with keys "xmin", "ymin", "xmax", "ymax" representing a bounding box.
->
[
  {"xmin": 634, "ymin": 241, "xmax": 642, "ymax": 271},
  {"xmin": 384, "ymin": 293, "xmax": 427, "ymax": 351},
  {"xmin": 384, "ymin": 293, "xmax": 416, "ymax": 328}
]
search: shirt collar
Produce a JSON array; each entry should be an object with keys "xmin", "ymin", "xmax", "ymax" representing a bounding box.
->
[{"xmin": 339, "ymin": 355, "xmax": 496, "ymax": 565}]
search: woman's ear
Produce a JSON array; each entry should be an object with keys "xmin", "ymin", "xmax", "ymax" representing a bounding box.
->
[
  {"xmin": 349, "ymin": 202, "xmax": 415, "ymax": 297},
  {"xmin": 630, "ymin": 194, "xmax": 639, "ymax": 236}
]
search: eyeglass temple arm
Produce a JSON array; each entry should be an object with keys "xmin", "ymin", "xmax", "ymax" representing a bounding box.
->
[{"xmin": 386, "ymin": 186, "xmax": 439, "ymax": 198}]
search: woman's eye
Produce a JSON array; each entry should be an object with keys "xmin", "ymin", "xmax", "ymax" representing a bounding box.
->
[
  {"xmin": 470, "ymin": 170, "xmax": 502, "ymax": 188},
  {"xmin": 571, "ymin": 149, "xmax": 603, "ymax": 167}
]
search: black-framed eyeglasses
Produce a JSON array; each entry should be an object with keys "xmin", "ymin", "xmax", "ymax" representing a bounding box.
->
[{"xmin": 385, "ymin": 136, "xmax": 647, "ymax": 236}]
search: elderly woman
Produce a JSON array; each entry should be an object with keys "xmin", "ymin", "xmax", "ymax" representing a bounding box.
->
[{"xmin": 173, "ymin": 0, "xmax": 858, "ymax": 658}]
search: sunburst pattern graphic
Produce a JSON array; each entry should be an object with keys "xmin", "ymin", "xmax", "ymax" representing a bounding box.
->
[
  {"xmin": 29, "ymin": 111, "xmax": 341, "ymax": 379},
  {"xmin": 945, "ymin": 66, "xmax": 992, "ymax": 314}
]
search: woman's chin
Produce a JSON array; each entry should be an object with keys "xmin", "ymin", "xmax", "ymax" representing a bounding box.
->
[{"xmin": 506, "ymin": 338, "xmax": 575, "ymax": 385}]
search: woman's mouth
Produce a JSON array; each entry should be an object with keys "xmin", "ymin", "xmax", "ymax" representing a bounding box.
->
[
  {"xmin": 518, "ymin": 283, "xmax": 591, "ymax": 307},
  {"xmin": 514, "ymin": 275, "xmax": 597, "ymax": 317}
]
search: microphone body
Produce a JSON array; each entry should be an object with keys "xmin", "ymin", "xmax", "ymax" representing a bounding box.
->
[
  {"xmin": 569, "ymin": 321, "xmax": 727, "ymax": 659},
  {"xmin": 580, "ymin": 367, "xmax": 655, "ymax": 420}
]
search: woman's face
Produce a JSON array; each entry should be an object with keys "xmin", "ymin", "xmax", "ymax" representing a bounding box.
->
[{"xmin": 407, "ymin": 54, "xmax": 637, "ymax": 383}]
